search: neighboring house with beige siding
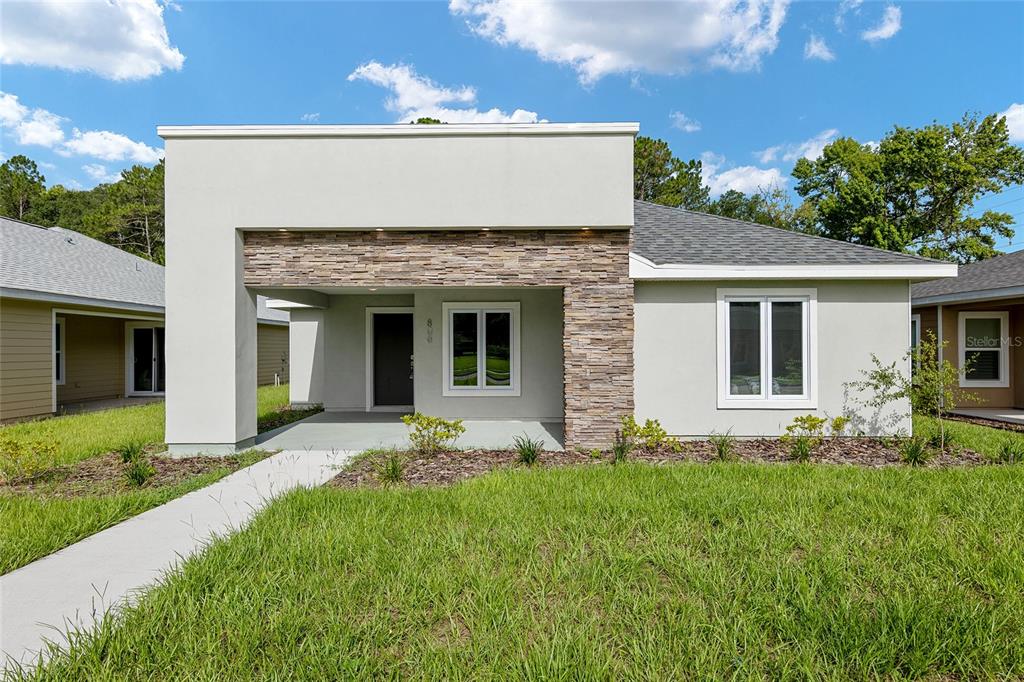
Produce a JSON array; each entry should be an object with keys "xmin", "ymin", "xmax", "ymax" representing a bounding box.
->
[
  {"xmin": 0, "ymin": 216, "xmax": 288, "ymax": 422},
  {"xmin": 912, "ymin": 250, "xmax": 1024, "ymax": 412}
]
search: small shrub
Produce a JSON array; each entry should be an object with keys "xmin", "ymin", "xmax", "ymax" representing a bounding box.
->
[
  {"xmin": 611, "ymin": 430, "xmax": 632, "ymax": 464},
  {"xmin": 373, "ymin": 450, "xmax": 407, "ymax": 485},
  {"xmin": 0, "ymin": 437, "xmax": 56, "ymax": 483},
  {"xmin": 588, "ymin": 448, "xmax": 603, "ymax": 459},
  {"xmin": 899, "ymin": 437, "xmax": 933, "ymax": 467},
  {"xmin": 994, "ymin": 440, "xmax": 1024, "ymax": 464},
  {"xmin": 620, "ymin": 416, "xmax": 683, "ymax": 452},
  {"xmin": 513, "ymin": 434, "xmax": 544, "ymax": 466},
  {"xmin": 781, "ymin": 415, "xmax": 827, "ymax": 462},
  {"xmin": 118, "ymin": 441, "xmax": 145, "ymax": 464},
  {"xmin": 123, "ymin": 455, "xmax": 156, "ymax": 486},
  {"xmin": 401, "ymin": 413, "xmax": 465, "ymax": 454},
  {"xmin": 829, "ymin": 415, "xmax": 851, "ymax": 438},
  {"xmin": 708, "ymin": 430, "xmax": 736, "ymax": 462}
]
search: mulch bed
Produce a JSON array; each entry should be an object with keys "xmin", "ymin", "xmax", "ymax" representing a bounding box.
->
[
  {"xmin": 329, "ymin": 438, "xmax": 988, "ymax": 489},
  {"xmin": 2, "ymin": 449, "xmax": 256, "ymax": 498},
  {"xmin": 257, "ymin": 405, "xmax": 323, "ymax": 433}
]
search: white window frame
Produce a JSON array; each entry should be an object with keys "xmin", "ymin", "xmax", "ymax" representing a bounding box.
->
[
  {"xmin": 442, "ymin": 302, "xmax": 521, "ymax": 397},
  {"xmin": 54, "ymin": 316, "xmax": 66, "ymax": 386},
  {"xmin": 958, "ymin": 311, "xmax": 1009, "ymax": 388},
  {"xmin": 911, "ymin": 313, "xmax": 922, "ymax": 369},
  {"xmin": 716, "ymin": 288, "xmax": 817, "ymax": 409}
]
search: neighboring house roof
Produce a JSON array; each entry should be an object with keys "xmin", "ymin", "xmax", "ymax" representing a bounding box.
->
[
  {"xmin": 912, "ymin": 249, "xmax": 1024, "ymax": 305},
  {"xmin": 0, "ymin": 216, "xmax": 287, "ymax": 323},
  {"xmin": 630, "ymin": 201, "xmax": 957, "ymax": 280}
]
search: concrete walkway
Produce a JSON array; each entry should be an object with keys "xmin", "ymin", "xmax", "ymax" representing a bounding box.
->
[{"xmin": 0, "ymin": 449, "xmax": 351, "ymax": 669}]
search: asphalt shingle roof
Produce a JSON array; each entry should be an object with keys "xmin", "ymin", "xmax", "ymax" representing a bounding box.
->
[
  {"xmin": 632, "ymin": 200, "xmax": 943, "ymax": 267},
  {"xmin": 0, "ymin": 216, "xmax": 165, "ymax": 308},
  {"xmin": 0, "ymin": 216, "xmax": 287, "ymax": 322},
  {"xmin": 912, "ymin": 249, "xmax": 1024, "ymax": 300}
]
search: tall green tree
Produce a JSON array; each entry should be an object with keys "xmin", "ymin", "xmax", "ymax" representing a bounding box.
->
[
  {"xmin": 0, "ymin": 155, "xmax": 46, "ymax": 220},
  {"xmin": 86, "ymin": 161, "xmax": 166, "ymax": 263},
  {"xmin": 707, "ymin": 187, "xmax": 808, "ymax": 231},
  {"xmin": 633, "ymin": 136, "xmax": 709, "ymax": 210},
  {"xmin": 793, "ymin": 113, "xmax": 1024, "ymax": 263}
]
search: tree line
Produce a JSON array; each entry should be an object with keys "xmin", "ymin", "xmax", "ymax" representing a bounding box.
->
[
  {"xmin": 636, "ymin": 111, "xmax": 1024, "ymax": 263},
  {"xmin": 1, "ymin": 156, "xmax": 165, "ymax": 263},
  {"xmin": 1, "ymin": 111, "xmax": 1021, "ymax": 265}
]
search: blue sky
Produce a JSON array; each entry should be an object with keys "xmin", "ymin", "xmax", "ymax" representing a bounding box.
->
[{"xmin": 2, "ymin": 1, "xmax": 1022, "ymax": 245}]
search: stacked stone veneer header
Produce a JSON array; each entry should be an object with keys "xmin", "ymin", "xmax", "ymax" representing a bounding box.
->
[{"xmin": 243, "ymin": 229, "xmax": 633, "ymax": 448}]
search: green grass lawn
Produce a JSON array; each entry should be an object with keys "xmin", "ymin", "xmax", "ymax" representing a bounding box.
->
[
  {"xmin": 0, "ymin": 385, "xmax": 306, "ymax": 575},
  {"xmin": 28, "ymin": 463, "xmax": 1024, "ymax": 679},
  {"xmin": 0, "ymin": 451, "xmax": 267, "ymax": 575},
  {"xmin": 0, "ymin": 384, "xmax": 295, "ymax": 471},
  {"xmin": 913, "ymin": 413, "xmax": 1024, "ymax": 459}
]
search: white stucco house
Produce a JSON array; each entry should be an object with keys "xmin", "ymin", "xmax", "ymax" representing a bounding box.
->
[{"xmin": 159, "ymin": 122, "xmax": 956, "ymax": 454}]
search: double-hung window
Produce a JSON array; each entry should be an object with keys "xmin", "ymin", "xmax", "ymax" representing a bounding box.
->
[
  {"xmin": 717, "ymin": 289, "xmax": 816, "ymax": 408},
  {"xmin": 442, "ymin": 302, "xmax": 520, "ymax": 396},
  {"xmin": 959, "ymin": 311, "xmax": 1008, "ymax": 387}
]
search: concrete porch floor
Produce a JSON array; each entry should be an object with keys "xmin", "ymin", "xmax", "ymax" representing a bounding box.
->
[
  {"xmin": 950, "ymin": 408, "xmax": 1024, "ymax": 426},
  {"xmin": 57, "ymin": 396, "xmax": 163, "ymax": 415},
  {"xmin": 255, "ymin": 411, "xmax": 565, "ymax": 452}
]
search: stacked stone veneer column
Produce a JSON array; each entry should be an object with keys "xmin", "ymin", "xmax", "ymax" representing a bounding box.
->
[{"xmin": 242, "ymin": 229, "xmax": 633, "ymax": 449}]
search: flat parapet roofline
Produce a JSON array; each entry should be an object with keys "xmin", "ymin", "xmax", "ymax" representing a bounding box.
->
[{"xmin": 157, "ymin": 122, "xmax": 640, "ymax": 139}]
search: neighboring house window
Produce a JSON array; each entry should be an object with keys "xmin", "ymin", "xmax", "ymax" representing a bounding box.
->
[
  {"xmin": 54, "ymin": 316, "xmax": 66, "ymax": 386},
  {"xmin": 958, "ymin": 311, "xmax": 1008, "ymax": 388},
  {"xmin": 716, "ymin": 289, "xmax": 817, "ymax": 408},
  {"xmin": 442, "ymin": 302, "xmax": 520, "ymax": 396}
]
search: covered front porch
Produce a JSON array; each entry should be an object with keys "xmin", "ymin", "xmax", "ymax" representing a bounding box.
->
[{"xmin": 255, "ymin": 411, "xmax": 564, "ymax": 451}]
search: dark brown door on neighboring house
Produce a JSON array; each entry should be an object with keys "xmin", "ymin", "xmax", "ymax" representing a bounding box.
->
[{"xmin": 373, "ymin": 313, "xmax": 414, "ymax": 407}]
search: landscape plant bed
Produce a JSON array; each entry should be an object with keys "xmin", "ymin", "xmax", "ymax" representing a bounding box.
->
[
  {"xmin": 2, "ymin": 449, "xmax": 269, "ymax": 499},
  {"xmin": 331, "ymin": 437, "xmax": 987, "ymax": 488},
  {"xmin": 257, "ymin": 404, "xmax": 323, "ymax": 433}
]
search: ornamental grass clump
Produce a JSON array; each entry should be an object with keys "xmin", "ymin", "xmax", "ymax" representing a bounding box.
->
[
  {"xmin": 513, "ymin": 434, "xmax": 543, "ymax": 466},
  {"xmin": 123, "ymin": 453, "xmax": 156, "ymax": 486},
  {"xmin": 401, "ymin": 413, "xmax": 465, "ymax": 454},
  {"xmin": 994, "ymin": 439, "xmax": 1024, "ymax": 464},
  {"xmin": 708, "ymin": 430, "xmax": 736, "ymax": 462},
  {"xmin": 611, "ymin": 430, "xmax": 632, "ymax": 464},
  {"xmin": 899, "ymin": 437, "xmax": 933, "ymax": 467},
  {"xmin": 372, "ymin": 450, "xmax": 407, "ymax": 486}
]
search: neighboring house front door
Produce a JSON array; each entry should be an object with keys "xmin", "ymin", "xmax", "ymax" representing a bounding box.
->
[
  {"xmin": 371, "ymin": 312, "xmax": 414, "ymax": 409},
  {"xmin": 126, "ymin": 323, "xmax": 165, "ymax": 396}
]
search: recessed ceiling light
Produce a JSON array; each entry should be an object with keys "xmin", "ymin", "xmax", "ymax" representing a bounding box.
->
[
  {"xmin": 277, "ymin": 228, "xmax": 287, "ymax": 232},
  {"xmin": 481, "ymin": 227, "xmax": 490, "ymax": 232},
  {"xmin": 375, "ymin": 228, "xmax": 384, "ymax": 232}
]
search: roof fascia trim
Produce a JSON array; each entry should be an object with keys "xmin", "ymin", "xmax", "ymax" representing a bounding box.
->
[{"xmin": 629, "ymin": 253, "xmax": 958, "ymax": 281}]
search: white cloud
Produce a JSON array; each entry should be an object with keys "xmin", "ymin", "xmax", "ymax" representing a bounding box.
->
[
  {"xmin": 82, "ymin": 163, "xmax": 121, "ymax": 184},
  {"xmin": 0, "ymin": 0, "xmax": 184, "ymax": 80},
  {"xmin": 701, "ymin": 151, "xmax": 787, "ymax": 196},
  {"xmin": 0, "ymin": 92, "xmax": 65, "ymax": 146},
  {"xmin": 669, "ymin": 111, "xmax": 702, "ymax": 133},
  {"xmin": 347, "ymin": 61, "xmax": 541, "ymax": 123},
  {"xmin": 756, "ymin": 128, "xmax": 839, "ymax": 164},
  {"xmin": 1001, "ymin": 103, "xmax": 1024, "ymax": 142},
  {"xmin": 300, "ymin": 113, "xmax": 321, "ymax": 123},
  {"xmin": 804, "ymin": 35, "xmax": 835, "ymax": 61},
  {"xmin": 834, "ymin": 0, "xmax": 863, "ymax": 30},
  {"xmin": 61, "ymin": 129, "xmax": 162, "ymax": 163},
  {"xmin": 449, "ymin": 0, "xmax": 790, "ymax": 85},
  {"xmin": 861, "ymin": 5, "xmax": 901, "ymax": 42}
]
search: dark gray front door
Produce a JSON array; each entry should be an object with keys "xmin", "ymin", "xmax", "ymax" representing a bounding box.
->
[{"xmin": 373, "ymin": 313, "xmax": 414, "ymax": 406}]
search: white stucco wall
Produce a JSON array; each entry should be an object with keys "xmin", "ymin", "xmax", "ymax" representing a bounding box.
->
[
  {"xmin": 313, "ymin": 288, "xmax": 564, "ymax": 419},
  {"xmin": 162, "ymin": 124, "xmax": 635, "ymax": 451},
  {"xmin": 634, "ymin": 279, "xmax": 912, "ymax": 437},
  {"xmin": 413, "ymin": 288, "xmax": 564, "ymax": 420},
  {"xmin": 288, "ymin": 308, "xmax": 325, "ymax": 407}
]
